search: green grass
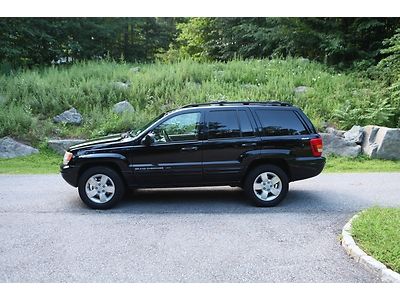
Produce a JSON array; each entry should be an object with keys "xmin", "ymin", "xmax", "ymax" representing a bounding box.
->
[
  {"xmin": 1, "ymin": 152, "xmax": 400, "ymax": 175},
  {"xmin": 0, "ymin": 58, "xmax": 395, "ymax": 145},
  {"xmin": 352, "ymin": 207, "xmax": 400, "ymax": 273},
  {"xmin": 0, "ymin": 148, "xmax": 61, "ymax": 174},
  {"xmin": 324, "ymin": 155, "xmax": 400, "ymax": 172}
]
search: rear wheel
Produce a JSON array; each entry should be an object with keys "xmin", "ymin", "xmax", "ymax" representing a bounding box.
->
[
  {"xmin": 78, "ymin": 167, "xmax": 125, "ymax": 209},
  {"xmin": 244, "ymin": 164, "xmax": 289, "ymax": 207}
]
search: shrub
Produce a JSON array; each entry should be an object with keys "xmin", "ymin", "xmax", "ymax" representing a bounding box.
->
[{"xmin": 0, "ymin": 104, "xmax": 33, "ymax": 140}]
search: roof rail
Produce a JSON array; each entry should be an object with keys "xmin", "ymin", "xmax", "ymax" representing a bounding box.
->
[{"xmin": 181, "ymin": 100, "xmax": 292, "ymax": 108}]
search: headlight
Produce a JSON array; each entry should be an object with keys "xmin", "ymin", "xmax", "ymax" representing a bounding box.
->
[{"xmin": 63, "ymin": 151, "xmax": 73, "ymax": 165}]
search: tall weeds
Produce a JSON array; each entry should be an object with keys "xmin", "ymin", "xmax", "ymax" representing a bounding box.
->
[{"xmin": 0, "ymin": 58, "xmax": 395, "ymax": 144}]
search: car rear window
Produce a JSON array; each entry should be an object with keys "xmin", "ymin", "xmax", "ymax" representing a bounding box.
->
[{"xmin": 255, "ymin": 109, "xmax": 309, "ymax": 136}]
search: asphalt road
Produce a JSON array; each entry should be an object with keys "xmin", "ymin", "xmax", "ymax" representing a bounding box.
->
[{"xmin": 0, "ymin": 173, "xmax": 399, "ymax": 282}]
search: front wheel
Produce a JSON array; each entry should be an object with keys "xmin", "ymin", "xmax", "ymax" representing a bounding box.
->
[
  {"xmin": 78, "ymin": 167, "xmax": 125, "ymax": 209},
  {"xmin": 244, "ymin": 164, "xmax": 289, "ymax": 207}
]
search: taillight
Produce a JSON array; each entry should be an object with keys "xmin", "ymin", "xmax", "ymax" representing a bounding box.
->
[{"xmin": 310, "ymin": 137, "xmax": 323, "ymax": 157}]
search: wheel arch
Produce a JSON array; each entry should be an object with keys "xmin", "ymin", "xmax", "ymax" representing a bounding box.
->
[
  {"xmin": 243, "ymin": 158, "xmax": 291, "ymax": 184},
  {"xmin": 77, "ymin": 160, "xmax": 128, "ymax": 187}
]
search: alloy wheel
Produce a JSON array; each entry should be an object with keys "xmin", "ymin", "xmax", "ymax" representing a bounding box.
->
[
  {"xmin": 253, "ymin": 171, "xmax": 282, "ymax": 201},
  {"xmin": 85, "ymin": 174, "xmax": 115, "ymax": 203}
]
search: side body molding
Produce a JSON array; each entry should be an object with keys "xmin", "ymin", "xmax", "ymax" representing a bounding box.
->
[{"xmin": 77, "ymin": 153, "xmax": 131, "ymax": 172}]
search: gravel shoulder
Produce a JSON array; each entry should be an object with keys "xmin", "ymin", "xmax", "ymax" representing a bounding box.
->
[{"xmin": 0, "ymin": 173, "xmax": 399, "ymax": 282}]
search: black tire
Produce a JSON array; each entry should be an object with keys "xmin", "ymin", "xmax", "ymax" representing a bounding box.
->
[
  {"xmin": 244, "ymin": 164, "xmax": 289, "ymax": 207},
  {"xmin": 78, "ymin": 166, "xmax": 125, "ymax": 209}
]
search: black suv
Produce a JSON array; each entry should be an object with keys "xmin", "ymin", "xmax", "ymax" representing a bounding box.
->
[{"xmin": 61, "ymin": 101, "xmax": 325, "ymax": 209}]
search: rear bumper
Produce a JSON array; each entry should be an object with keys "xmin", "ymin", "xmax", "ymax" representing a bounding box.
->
[
  {"xmin": 289, "ymin": 156, "xmax": 326, "ymax": 182},
  {"xmin": 60, "ymin": 164, "xmax": 79, "ymax": 187}
]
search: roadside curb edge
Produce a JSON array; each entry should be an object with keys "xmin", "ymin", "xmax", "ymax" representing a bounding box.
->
[{"xmin": 341, "ymin": 213, "xmax": 400, "ymax": 283}]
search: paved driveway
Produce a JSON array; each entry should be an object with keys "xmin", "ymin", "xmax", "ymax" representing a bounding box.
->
[{"xmin": 0, "ymin": 173, "xmax": 399, "ymax": 282}]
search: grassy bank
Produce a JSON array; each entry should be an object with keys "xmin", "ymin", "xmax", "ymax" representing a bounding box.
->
[
  {"xmin": 0, "ymin": 58, "xmax": 394, "ymax": 146},
  {"xmin": 0, "ymin": 148, "xmax": 61, "ymax": 174},
  {"xmin": 324, "ymin": 155, "xmax": 400, "ymax": 172},
  {"xmin": 1, "ymin": 153, "xmax": 400, "ymax": 175},
  {"xmin": 352, "ymin": 207, "xmax": 400, "ymax": 273}
]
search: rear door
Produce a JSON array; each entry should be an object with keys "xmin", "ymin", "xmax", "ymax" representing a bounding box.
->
[{"xmin": 202, "ymin": 108, "xmax": 260, "ymax": 184}]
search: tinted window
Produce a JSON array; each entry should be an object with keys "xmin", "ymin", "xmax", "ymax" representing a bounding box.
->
[
  {"xmin": 153, "ymin": 112, "xmax": 201, "ymax": 143},
  {"xmin": 238, "ymin": 110, "xmax": 254, "ymax": 137},
  {"xmin": 208, "ymin": 110, "xmax": 240, "ymax": 139},
  {"xmin": 255, "ymin": 110, "xmax": 308, "ymax": 136}
]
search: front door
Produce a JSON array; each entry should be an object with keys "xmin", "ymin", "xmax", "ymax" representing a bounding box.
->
[{"xmin": 131, "ymin": 111, "xmax": 203, "ymax": 187}]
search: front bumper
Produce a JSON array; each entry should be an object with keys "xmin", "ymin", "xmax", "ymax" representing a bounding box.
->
[{"xmin": 60, "ymin": 164, "xmax": 79, "ymax": 187}]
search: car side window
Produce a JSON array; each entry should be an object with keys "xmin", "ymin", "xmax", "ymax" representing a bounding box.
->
[
  {"xmin": 207, "ymin": 110, "xmax": 240, "ymax": 139},
  {"xmin": 255, "ymin": 109, "xmax": 309, "ymax": 136},
  {"xmin": 152, "ymin": 112, "xmax": 201, "ymax": 143}
]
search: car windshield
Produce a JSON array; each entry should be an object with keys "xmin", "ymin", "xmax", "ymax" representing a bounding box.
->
[{"xmin": 129, "ymin": 113, "xmax": 166, "ymax": 137}]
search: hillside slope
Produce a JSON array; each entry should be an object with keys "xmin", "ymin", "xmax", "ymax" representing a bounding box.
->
[{"xmin": 0, "ymin": 58, "xmax": 392, "ymax": 144}]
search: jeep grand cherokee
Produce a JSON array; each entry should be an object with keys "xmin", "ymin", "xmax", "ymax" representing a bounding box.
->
[{"xmin": 61, "ymin": 101, "xmax": 325, "ymax": 209}]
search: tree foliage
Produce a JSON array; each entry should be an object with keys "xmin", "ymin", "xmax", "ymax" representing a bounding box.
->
[
  {"xmin": 377, "ymin": 29, "xmax": 400, "ymax": 126},
  {"xmin": 1, "ymin": 17, "xmax": 399, "ymax": 70},
  {"xmin": 379, "ymin": 28, "xmax": 400, "ymax": 80},
  {"xmin": 174, "ymin": 18, "xmax": 400, "ymax": 68},
  {"xmin": 0, "ymin": 18, "xmax": 177, "ymax": 68}
]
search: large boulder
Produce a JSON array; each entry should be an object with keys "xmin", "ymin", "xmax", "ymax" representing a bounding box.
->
[
  {"xmin": 113, "ymin": 100, "xmax": 135, "ymax": 114},
  {"xmin": 294, "ymin": 86, "xmax": 309, "ymax": 95},
  {"xmin": 362, "ymin": 126, "xmax": 400, "ymax": 160},
  {"xmin": 0, "ymin": 137, "xmax": 39, "ymax": 158},
  {"xmin": 298, "ymin": 57, "xmax": 310, "ymax": 63},
  {"xmin": 242, "ymin": 83, "xmax": 258, "ymax": 89},
  {"xmin": 47, "ymin": 139, "xmax": 86, "ymax": 155},
  {"xmin": 320, "ymin": 133, "xmax": 361, "ymax": 157},
  {"xmin": 113, "ymin": 81, "xmax": 130, "ymax": 90},
  {"xmin": 129, "ymin": 67, "xmax": 140, "ymax": 73},
  {"xmin": 344, "ymin": 125, "xmax": 364, "ymax": 144},
  {"xmin": 0, "ymin": 94, "xmax": 6, "ymax": 105},
  {"xmin": 213, "ymin": 70, "xmax": 225, "ymax": 77},
  {"xmin": 53, "ymin": 108, "xmax": 82, "ymax": 125}
]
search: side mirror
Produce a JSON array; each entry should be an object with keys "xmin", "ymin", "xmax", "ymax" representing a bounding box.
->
[{"xmin": 142, "ymin": 133, "xmax": 155, "ymax": 146}]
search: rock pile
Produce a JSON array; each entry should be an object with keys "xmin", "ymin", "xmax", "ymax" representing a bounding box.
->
[
  {"xmin": 320, "ymin": 126, "xmax": 361, "ymax": 158},
  {"xmin": 113, "ymin": 81, "xmax": 130, "ymax": 90},
  {"xmin": 362, "ymin": 126, "xmax": 400, "ymax": 160},
  {"xmin": 0, "ymin": 137, "xmax": 39, "ymax": 158},
  {"xmin": 113, "ymin": 100, "xmax": 135, "ymax": 114},
  {"xmin": 294, "ymin": 86, "xmax": 309, "ymax": 95},
  {"xmin": 320, "ymin": 125, "xmax": 400, "ymax": 159},
  {"xmin": 129, "ymin": 67, "xmax": 140, "ymax": 73},
  {"xmin": 53, "ymin": 108, "xmax": 83, "ymax": 125}
]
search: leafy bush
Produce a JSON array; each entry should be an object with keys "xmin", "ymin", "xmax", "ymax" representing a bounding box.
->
[
  {"xmin": 0, "ymin": 104, "xmax": 33, "ymax": 139},
  {"xmin": 333, "ymin": 98, "xmax": 396, "ymax": 128}
]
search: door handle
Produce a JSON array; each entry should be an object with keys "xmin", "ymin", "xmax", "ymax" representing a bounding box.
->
[
  {"xmin": 241, "ymin": 142, "xmax": 257, "ymax": 147},
  {"xmin": 181, "ymin": 146, "xmax": 198, "ymax": 151}
]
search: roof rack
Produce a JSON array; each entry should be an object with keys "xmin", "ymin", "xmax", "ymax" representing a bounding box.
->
[{"xmin": 181, "ymin": 100, "xmax": 292, "ymax": 108}]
